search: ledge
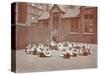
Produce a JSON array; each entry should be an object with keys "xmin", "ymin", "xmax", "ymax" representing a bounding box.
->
[
  {"xmin": 69, "ymin": 32, "xmax": 81, "ymax": 34},
  {"xmin": 82, "ymin": 33, "xmax": 94, "ymax": 35}
]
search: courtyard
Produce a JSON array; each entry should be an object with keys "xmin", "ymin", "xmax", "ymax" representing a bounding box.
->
[{"xmin": 16, "ymin": 44, "xmax": 97, "ymax": 73}]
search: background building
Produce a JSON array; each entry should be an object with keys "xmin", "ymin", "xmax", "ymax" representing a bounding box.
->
[{"xmin": 14, "ymin": 2, "xmax": 97, "ymax": 49}]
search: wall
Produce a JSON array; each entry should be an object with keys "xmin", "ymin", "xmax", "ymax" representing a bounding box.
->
[
  {"xmin": 16, "ymin": 24, "xmax": 51, "ymax": 50},
  {"xmin": 15, "ymin": 4, "xmax": 97, "ymax": 49}
]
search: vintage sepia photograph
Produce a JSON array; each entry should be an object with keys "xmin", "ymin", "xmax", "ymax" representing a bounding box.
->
[{"xmin": 11, "ymin": 2, "xmax": 97, "ymax": 73}]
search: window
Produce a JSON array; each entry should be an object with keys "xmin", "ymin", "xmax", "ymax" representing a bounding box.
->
[
  {"xmin": 84, "ymin": 20, "xmax": 93, "ymax": 33},
  {"xmin": 84, "ymin": 14, "xmax": 94, "ymax": 33},
  {"xmin": 44, "ymin": 21, "xmax": 48, "ymax": 28},
  {"xmin": 53, "ymin": 12, "xmax": 59, "ymax": 17},
  {"xmin": 53, "ymin": 17, "xmax": 59, "ymax": 29},
  {"xmin": 70, "ymin": 18, "xmax": 79, "ymax": 32},
  {"xmin": 84, "ymin": 8, "xmax": 95, "ymax": 33},
  {"xmin": 84, "ymin": 15, "xmax": 88, "ymax": 19},
  {"xmin": 84, "ymin": 14, "xmax": 94, "ymax": 19}
]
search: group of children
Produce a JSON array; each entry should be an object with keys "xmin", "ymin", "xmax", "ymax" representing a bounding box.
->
[
  {"xmin": 25, "ymin": 41, "xmax": 93, "ymax": 58},
  {"xmin": 25, "ymin": 43, "xmax": 51, "ymax": 57}
]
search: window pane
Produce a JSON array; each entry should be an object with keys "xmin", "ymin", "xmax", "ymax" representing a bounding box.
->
[
  {"xmin": 84, "ymin": 14, "xmax": 94, "ymax": 33},
  {"xmin": 70, "ymin": 18, "xmax": 79, "ymax": 32}
]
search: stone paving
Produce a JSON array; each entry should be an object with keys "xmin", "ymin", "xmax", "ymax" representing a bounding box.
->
[{"xmin": 16, "ymin": 44, "xmax": 97, "ymax": 73}]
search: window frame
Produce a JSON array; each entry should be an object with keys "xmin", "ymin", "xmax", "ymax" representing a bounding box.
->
[{"xmin": 70, "ymin": 17, "xmax": 80, "ymax": 34}]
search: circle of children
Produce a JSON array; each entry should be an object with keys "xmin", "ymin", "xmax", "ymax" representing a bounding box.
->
[{"xmin": 25, "ymin": 41, "xmax": 92, "ymax": 59}]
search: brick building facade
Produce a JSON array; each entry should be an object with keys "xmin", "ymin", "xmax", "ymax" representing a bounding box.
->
[{"xmin": 14, "ymin": 2, "xmax": 97, "ymax": 49}]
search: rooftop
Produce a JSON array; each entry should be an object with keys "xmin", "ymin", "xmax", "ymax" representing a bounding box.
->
[{"xmin": 39, "ymin": 4, "xmax": 81, "ymax": 20}]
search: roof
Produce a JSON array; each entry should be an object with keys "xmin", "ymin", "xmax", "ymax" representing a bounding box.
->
[
  {"xmin": 39, "ymin": 11, "xmax": 50, "ymax": 20},
  {"xmin": 62, "ymin": 6, "xmax": 80, "ymax": 18},
  {"xmin": 58, "ymin": 5, "xmax": 68, "ymax": 12},
  {"xmin": 49, "ymin": 4, "xmax": 66, "ymax": 13},
  {"xmin": 38, "ymin": 4, "xmax": 80, "ymax": 20}
]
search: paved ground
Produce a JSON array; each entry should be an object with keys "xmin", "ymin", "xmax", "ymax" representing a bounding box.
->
[{"xmin": 16, "ymin": 44, "xmax": 97, "ymax": 73}]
